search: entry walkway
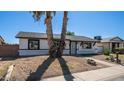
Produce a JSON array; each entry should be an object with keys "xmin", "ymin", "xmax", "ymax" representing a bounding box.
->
[
  {"xmin": 43, "ymin": 58, "xmax": 124, "ymax": 81},
  {"xmin": 85, "ymin": 57, "xmax": 117, "ymax": 66}
]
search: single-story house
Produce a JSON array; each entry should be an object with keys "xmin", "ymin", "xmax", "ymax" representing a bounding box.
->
[
  {"xmin": 100, "ymin": 37, "xmax": 124, "ymax": 52},
  {"xmin": 0, "ymin": 35, "xmax": 5, "ymax": 45},
  {"xmin": 16, "ymin": 32, "xmax": 102, "ymax": 56}
]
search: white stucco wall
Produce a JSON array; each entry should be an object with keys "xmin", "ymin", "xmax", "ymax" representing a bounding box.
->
[
  {"xmin": 65, "ymin": 40, "xmax": 70, "ymax": 49},
  {"xmin": 77, "ymin": 49, "xmax": 97, "ymax": 54},
  {"xmin": 19, "ymin": 39, "xmax": 49, "ymax": 56},
  {"xmin": 19, "ymin": 50, "xmax": 49, "ymax": 56},
  {"xmin": 63, "ymin": 50, "xmax": 70, "ymax": 55},
  {"xmin": 60, "ymin": 40, "xmax": 70, "ymax": 55},
  {"xmin": 102, "ymin": 42, "xmax": 110, "ymax": 49},
  {"xmin": 76, "ymin": 42, "xmax": 102, "ymax": 54},
  {"xmin": 120, "ymin": 43, "xmax": 124, "ymax": 48},
  {"xmin": 19, "ymin": 38, "xmax": 104, "ymax": 56},
  {"xmin": 19, "ymin": 39, "xmax": 69, "ymax": 50},
  {"xmin": 19, "ymin": 39, "xmax": 49, "ymax": 50},
  {"xmin": 77, "ymin": 42, "xmax": 94, "ymax": 50},
  {"xmin": 19, "ymin": 38, "xmax": 28, "ymax": 49},
  {"xmin": 40, "ymin": 39, "xmax": 49, "ymax": 49},
  {"xmin": 0, "ymin": 41, "xmax": 2, "ymax": 45},
  {"xmin": 70, "ymin": 42, "xmax": 76, "ymax": 55},
  {"xmin": 19, "ymin": 38, "xmax": 70, "ymax": 56},
  {"xmin": 19, "ymin": 49, "xmax": 69, "ymax": 56}
]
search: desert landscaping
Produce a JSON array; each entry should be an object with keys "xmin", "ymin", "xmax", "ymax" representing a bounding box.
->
[{"xmin": 0, "ymin": 56, "xmax": 109, "ymax": 81}]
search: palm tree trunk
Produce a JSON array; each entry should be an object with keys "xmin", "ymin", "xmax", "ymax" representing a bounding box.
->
[
  {"xmin": 57, "ymin": 11, "xmax": 68, "ymax": 57},
  {"xmin": 45, "ymin": 12, "xmax": 56, "ymax": 57}
]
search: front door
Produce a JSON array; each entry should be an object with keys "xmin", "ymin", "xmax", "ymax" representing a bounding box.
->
[
  {"xmin": 112, "ymin": 43, "xmax": 119, "ymax": 53},
  {"xmin": 70, "ymin": 42, "xmax": 76, "ymax": 55}
]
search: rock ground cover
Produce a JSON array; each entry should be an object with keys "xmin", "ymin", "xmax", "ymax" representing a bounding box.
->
[
  {"xmin": 0, "ymin": 61, "xmax": 12, "ymax": 80},
  {"xmin": 0, "ymin": 56, "xmax": 109, "ymax": 81}
]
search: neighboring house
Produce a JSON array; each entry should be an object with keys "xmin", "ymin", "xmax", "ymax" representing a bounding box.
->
[
  {"xmin": 16, "ymin": 32, "xmax": 102, "ymax": 56},
  {"xmin": 100, "ymin": 37, "xmax": 124, "ymax": 52},
  {"xmin": 0, "ymin": 35, "xmax": 5, "ymax": 45}
]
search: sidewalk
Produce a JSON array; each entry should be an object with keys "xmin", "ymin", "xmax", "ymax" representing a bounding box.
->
[{"xmin": 43, "ymin": 58, "xmax": 124, "ymax": 81}]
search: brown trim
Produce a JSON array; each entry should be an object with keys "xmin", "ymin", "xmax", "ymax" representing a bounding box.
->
[
  {"xmin": 109, "ymin": 42, "xmax": 111, "ymax": 52},
  {"xmin": 17, "ymin": 37, "xmax": 70, "ymax": 41},
  {"xmin": 69, "ymin": 41, "xmax": 71, "ymax": 55},
  {"xmin": 17, "ymin": 37, "xmax": 48, "ymax": 40},
  {"xmin": 17, "ymin": 37, "xmax": 94, "ymax": 42},
  {"xmin": 0, "ymin": 36, "xmax": 4, "ymax": 42},
  {"xmin": 70, "ymin": 41, "xmax": 77, "ymax": 55},
  {"xmin": 70, "ymin": 40, "xmax": 95, "ymax": 42},
  {"xmin": 111, "ymin": 37, "xmax": 123, "ymax": 42},
  {"xmin": 75, "ymin": 42, "xmax": 77, "ymax": 55}
]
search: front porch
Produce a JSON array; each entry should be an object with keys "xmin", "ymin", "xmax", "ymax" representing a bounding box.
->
[
  {"xmin": 70, "ymin": 41, "xmax": 102, "ymax": 55},
  {"xmin": 109, "ymin": 42, "xmax": 124, "ymax": 53},
  {"xmin": 101, "ymin": 37, "xmax": 124, "ymax": 53}
]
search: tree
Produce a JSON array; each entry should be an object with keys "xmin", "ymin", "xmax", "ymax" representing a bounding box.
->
[
  {"xmin": 32, "ymin": 11, "xmax": 56, "ymax": 57},
  {"xmin": 57, "ymin": 11, "xmax": 68, "ymax": 57},
  {"xmin": 66, "ymin": 31, "xmax": 75, "ymax": 36}
]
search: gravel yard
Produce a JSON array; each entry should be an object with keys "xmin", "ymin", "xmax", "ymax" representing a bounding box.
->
[
  {"xmin": 0, "ymin": 60, "xmax": 13, "ymax": 80},
  {"xmin": 0, "ymin": 56, "xmax": 109, "ymax": 81}
]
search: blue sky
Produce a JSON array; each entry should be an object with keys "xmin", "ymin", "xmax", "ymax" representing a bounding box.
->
[{"xmin": 0, "ymin": 11, "xmax": 124, "ymax": 44}]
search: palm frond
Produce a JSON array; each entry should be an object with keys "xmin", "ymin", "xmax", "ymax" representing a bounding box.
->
[
  {"xmin": 31, "ymin": 11, "xmax": 56, "ymax": 21},
  {"xmin": 32, "ymin": 11, "xmax": 45, "ymax": 21}
]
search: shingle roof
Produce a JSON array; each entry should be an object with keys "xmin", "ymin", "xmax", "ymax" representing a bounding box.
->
[
  {"xmin": 69, "ymin": 35, "xmax": 95, "ymax": 41},
  {"xmin": 101, "ymin": 36, "xmax": 123, "ymax": 42},
  {"xmin": 16, "ymin": 31, "xmax": 95, "ymax": 42}
]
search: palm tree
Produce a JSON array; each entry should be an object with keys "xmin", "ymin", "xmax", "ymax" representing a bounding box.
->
[
  {"xmin": 32, "ymin": 11, "xmax": 56, "ymax": 57},
  {"xmin": 66, "ymin": 31, "xmax": 75, "ymax": 36},
  {"xmin": 57, "ymin": 11, "xmax": 68, "ymax": 57}
]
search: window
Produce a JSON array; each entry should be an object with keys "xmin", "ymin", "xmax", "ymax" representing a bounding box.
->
[
  {"xmin": 54, "ymin": 40, "xmax": 60, "ymax": 47},
  {"xmin": 28, "ymin": 39, "xmax": 39, "ymax": 50},
  {"xmin": 80, "ymin": 42, "xmax": 92, "ymax": 49},
  {"xmin": 54, "ymin": 39, "xmax": 66, "ymax": 48}
]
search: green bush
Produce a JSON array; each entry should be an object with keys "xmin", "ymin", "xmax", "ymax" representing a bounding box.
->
[
  {"xmin": 105, "ymin": 57, "xmax": 109, "ymax": 60},
  {"xmin": 104, "ymin": 48, "xmax": 110, "ymax": 56},
  {"xmin": 115, "ymin": 48, "xmax": 124, "ymax": 51},
  {"xmin": 115, "ymin": 48, "xmax": 124, "ymax": 54}
]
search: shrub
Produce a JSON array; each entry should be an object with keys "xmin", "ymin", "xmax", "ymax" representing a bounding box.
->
[
  {"xmin": 104, "ymin": 48, "xmax": 110, "ymax": 56},
  {"xmin": 105, "ymin": 57, "xmax": 109, "ymax": 60},
  {"xmin": 115, "ymin": 48, "xmax": 124, "ymax": 51},
  {"xmin": 115, "ymin": 48, "xmax": 124, "ymax": 54}
]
